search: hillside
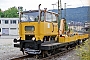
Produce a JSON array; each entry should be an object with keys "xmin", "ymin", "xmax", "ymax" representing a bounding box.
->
[{"xmin": 49, "ymin": 6, "xmax": 90, "ymax": 23}]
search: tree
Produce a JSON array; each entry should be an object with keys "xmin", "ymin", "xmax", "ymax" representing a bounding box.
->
[
  {"xmin": 4, "ymin": 7, "xmax": 19, "ymax": 18},
  {"xmin": 0, "ymin": 8, "xmax": 4, "ymax": 18},
  {"xmin": 65, "ymin": 21, "xmax": 68, "ymax": 31}
]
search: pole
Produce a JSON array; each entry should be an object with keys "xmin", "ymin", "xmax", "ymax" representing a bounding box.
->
[
  {"xmin": 58, "ymin": 0, "xmax": 60, "ymax": 29},
  {"xmin": 60, "ymin": 0, "xmax": 62, "ymax": 19},
  {"xmin": 52, "ymin": 4, "xmax": 56, "ymax": 9},
  {"xmin": 18, "ymin": 6, "xmax": 23, "ymax": 22},
  {"xmin": 64, "ymin": 3, "xmax": 66, "ymax": 19},
  {"xmin": 58, "ymin": 0, "xmax": 60, "ymax": 15},
  {"xmin": 58, "ymin": 0, "xmax": 62, "ymax": 29}
]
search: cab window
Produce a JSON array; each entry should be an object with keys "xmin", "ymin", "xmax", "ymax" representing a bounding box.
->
[
  {"xmin": 41, "ymin": 11, "xmax": 44, "ymax": 21},
  {"xmin": 52, "ymin": 14, "xmax": 57, "ymax": 22},
  {"xmin": 46, "ymin": 13, "xmax": 52, "ymax": 22}
]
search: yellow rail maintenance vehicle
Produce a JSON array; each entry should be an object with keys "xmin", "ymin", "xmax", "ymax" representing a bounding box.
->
[{"xmin": 13, "ymin": 4, "xmax": 89, "ymax": 57}]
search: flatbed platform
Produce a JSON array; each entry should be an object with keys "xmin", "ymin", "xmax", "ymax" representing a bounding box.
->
[
  {"xmin": 42, "ymin": 43, "xmax": 61, "ymax": 46},
  {"xmin": 41, "ymin": 42, "xmax": 68, "ymax": 50}
]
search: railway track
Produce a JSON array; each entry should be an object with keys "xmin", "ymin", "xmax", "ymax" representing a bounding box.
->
[
  {"xmin": 10, "ymin": 55, "xmax": 35, "ymax": 60},
  {"xmin": 41, "ymin": 47, "xmax": 75, "ymax": 60},
  {"xmin": 10, "ymin": 47, "xmax": 75, "ymax": 60}
]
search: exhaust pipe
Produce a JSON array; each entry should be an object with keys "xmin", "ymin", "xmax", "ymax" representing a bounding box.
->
[
  {"xmin": 44, "ymin": 8, "xmax": 47, "ymax": 21},
  {"xmin": 38, "ymin": 4, "xmax": 41, "ymax": 23}
]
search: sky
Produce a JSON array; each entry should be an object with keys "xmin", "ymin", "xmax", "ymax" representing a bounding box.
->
[{"xmin": 0, "ymin": 0, "xmax": 89, "ymax": 11}]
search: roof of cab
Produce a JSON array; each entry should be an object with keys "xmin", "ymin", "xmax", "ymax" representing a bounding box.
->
[{"xmin": 21, "ymin": 10, "xmax": 58, "ymax": 15}]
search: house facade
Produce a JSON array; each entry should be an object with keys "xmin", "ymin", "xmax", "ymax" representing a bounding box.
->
[
  {"xmin": 68, "ymin": 21, "xmax": 84, "ymax": 31},
  {"xmin": 0, "ymin": 18, "xmax": 19, "ymax": 36},
  {"xmin": 84, "ymin": 21, "xmax": 90, "ymax": 27}
]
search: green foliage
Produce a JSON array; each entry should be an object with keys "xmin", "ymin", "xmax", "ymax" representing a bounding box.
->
[
  {"xmin": 58, "ymin": 19, "xmax": 60, "ymax": 29},
  {"xmin": 88, "ymin": 27, "xmax": 90, "ymax": 32},
  {"xmin": 4, "ymin": 7, "xmax": 19, "ymax": 18},
  {"xmin": 76, "ymin": 39, "xmax": 90, "ymax": 60},
  {"xmin": 65, "ymin": 22, "xmax": 68, "ymax": 31},
  {"xmin": 0, "ymin": 11, "xmax": 2, "ymax": 17},
  {"xmin": 0, "ymin": 8, "xmax": 4, "ymax": 17},
  {"xmin": 0, "ymin": 7, "xmax": 19, "ymax": 18}
]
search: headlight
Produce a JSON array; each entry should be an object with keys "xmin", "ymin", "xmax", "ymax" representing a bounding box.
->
[
  {"xmin": 25, "ymin": 26, "xmax": 35, "ymax": 31},
  {"xmin": 32, "ymin": 37, "xmax": 35, "ymax": 40}
]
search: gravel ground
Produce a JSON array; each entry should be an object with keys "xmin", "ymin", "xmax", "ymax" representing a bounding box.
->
[
  {"xmin": 53, "ymin": 50, "xmax": 80, "ymax": 60},
  {"xmin": 0, "ymin": 39, "xmax": 23, "ymax": 60},
  {"xmin": 0, "ymin": 39, "xmax": 80, "ymax": 60}
]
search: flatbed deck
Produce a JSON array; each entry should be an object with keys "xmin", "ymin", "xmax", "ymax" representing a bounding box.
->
[
  {"xmin": 42, "ymin": 43, "xmax": 61, "ymax": 46},
  {"xmin": 41, "ymin": 42, "xmax": 68, "ymax": 50}
]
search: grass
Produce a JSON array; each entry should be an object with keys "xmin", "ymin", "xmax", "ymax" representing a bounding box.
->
[{"xmin": 76, "ymin": 38, "xmax": 90, "ymax": 60}]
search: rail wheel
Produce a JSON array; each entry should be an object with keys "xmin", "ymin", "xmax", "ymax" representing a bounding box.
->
[
  {"xmin": 34, "ymin": 55, "xmax": 39, "ymax": 59},
  {"xmin": 42, "ymin": 50, "xmax": 51, "ymax": 58}
]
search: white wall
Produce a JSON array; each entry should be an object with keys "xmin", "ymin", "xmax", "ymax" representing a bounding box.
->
[{"xmin": 0, "ymin": 18, "xmax": 19, "ymax": 36}]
